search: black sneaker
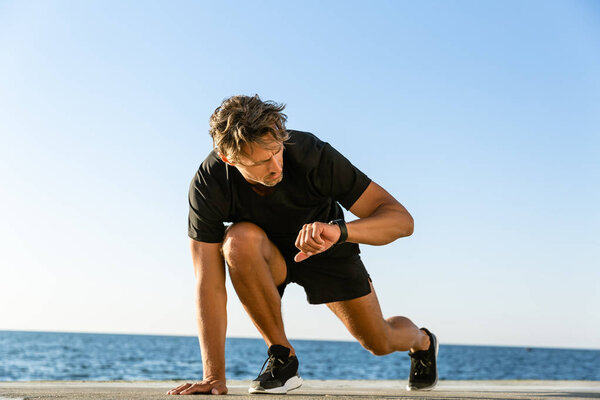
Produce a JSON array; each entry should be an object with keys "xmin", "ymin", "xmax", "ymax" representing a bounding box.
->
[
  {"xmin": 248, "ymin": 344, "xmax": 303, "ymax": 394},
  {"xmin": 407, "ymin": 328, "xmax": 439, "ymax": 391}
]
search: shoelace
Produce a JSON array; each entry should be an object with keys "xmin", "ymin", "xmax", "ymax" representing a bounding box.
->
[
  {"xmin": 409, "ymin": 354, "xmax": 431, "ymax": 376},
  {"xmin": 259, "ymin": 355, "xmax": 285, "ymax": 378}
]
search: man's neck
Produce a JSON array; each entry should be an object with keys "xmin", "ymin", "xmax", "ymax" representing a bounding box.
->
[{"xmin": 250, "ymin": 182, "xmax": 276, "ymax": 197}]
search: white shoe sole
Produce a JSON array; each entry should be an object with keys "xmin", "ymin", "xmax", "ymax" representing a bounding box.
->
[
  {"xmin": 248, "ymin": 375, "xmax": 303, "ymax": 394},
  {"xmin": 406, "ymin": 333, "xmax": 439, "ymax": 391}
]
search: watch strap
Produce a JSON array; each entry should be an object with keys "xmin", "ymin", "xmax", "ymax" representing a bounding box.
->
[{"xmin": 328, "ymin": 219, "xmax": 348, "ymax": 244}]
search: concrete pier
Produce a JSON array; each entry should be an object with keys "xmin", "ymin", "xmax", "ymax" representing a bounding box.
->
[{"xmin": 1, "ymin": 380, "xmax": 599, "ymax": 400}]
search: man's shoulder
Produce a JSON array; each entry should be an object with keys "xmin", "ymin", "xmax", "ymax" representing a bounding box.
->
[
  {"xmin": 190, "ymin": 150, "xmax": 229, "ymax": 190},
  {"xmin": 202, "ymin": 149, "xmax": 226, "ymax": 173},
  {"xmin": 285, "ymin": 129, "xmax": 328, "ymax": 160},
  {"xmin": 188, "ymin": 151, "xmax": 230, "ymax": 242},
  {"xmin": 287, "ymin": 129, "xmax": 323, "ymax": 145}
]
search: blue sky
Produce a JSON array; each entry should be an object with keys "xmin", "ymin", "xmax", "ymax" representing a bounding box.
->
[{"xmin": 1, "ymin": 0, "xmax": 598, "ymax": 349}]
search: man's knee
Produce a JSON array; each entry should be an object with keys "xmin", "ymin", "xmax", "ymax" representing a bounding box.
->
[
  {"xmin": 360, "ymin": 337, "xmax": 394, "ymax": 356},
  {"xmin": 222, "ymin": 222, "xmax": 268, "ymax": 264},
  {"xmin": 357, "ymin": 320, "xmax": 397, "ymax": 356}
]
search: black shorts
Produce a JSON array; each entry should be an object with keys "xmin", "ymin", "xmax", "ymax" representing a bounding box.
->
[{"xmin": 277, "ymin": 253, "xmax": 372, "ymax": 304}]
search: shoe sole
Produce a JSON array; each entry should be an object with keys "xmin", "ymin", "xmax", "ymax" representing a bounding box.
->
[
  {"xmin": 248, "ymin": 375, "xmax": 303, "ymax": 394},
  {"xmin": 406, "ymin": 332, "xmax": 439, "ymax": 391}
]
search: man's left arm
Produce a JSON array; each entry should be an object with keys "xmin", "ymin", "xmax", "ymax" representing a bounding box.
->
[
  {"xmin": 294, "ymin": 181, "xmax": 413, "ymax": 261},
  {"xmin": 346, "ymin": 181, "xmax": 414, "ymax": 245}
]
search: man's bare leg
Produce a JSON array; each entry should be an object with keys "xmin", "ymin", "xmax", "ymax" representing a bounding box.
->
[
  {"xmin": 222, "ymin": 222, "xmax": 294, "ymax": 353},
  {"xmin": 327, "ymin": 282, "xmax": 430, "ymax": 355}
]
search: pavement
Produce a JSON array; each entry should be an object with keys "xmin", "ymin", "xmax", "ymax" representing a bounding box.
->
[{"xmin": 1, "ymin": 380, "xmax": 600, "ymax": 400}]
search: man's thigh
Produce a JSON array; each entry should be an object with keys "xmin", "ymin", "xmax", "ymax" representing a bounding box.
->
[
  {"xmin": 222, "ymin": 222, "xmax": 288, "ymax": 287},
  {"xmin": 326, "ymin": 282, "xmax": 388, "ymax": 343}
]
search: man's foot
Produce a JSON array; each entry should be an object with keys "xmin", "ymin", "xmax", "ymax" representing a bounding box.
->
[
  {"xmin": 406, "ymin": 328, "xmax": 439, "ymax": 391},
  {"xmin": 248, "ymin": 344, "xmax": 303, "ymax": 394}
]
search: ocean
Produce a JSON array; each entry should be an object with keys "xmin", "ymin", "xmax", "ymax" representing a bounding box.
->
[{"xmin": 0, "ymin": 331, "xmax": 598, "ymax": 381}]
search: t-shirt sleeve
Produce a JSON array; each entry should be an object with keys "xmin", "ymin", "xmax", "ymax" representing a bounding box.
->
[
  {"xmin": 188, "ymin": 169, "xmax": 228, "ymax": 243},
  {"xmin": 313, "ymin": 142, "xmax": 371, "ymax": 210}
]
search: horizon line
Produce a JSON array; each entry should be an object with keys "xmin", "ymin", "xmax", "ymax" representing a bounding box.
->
[{"xmin": 2, "ymin": 329, "xmax": 598, "ymax": 352}]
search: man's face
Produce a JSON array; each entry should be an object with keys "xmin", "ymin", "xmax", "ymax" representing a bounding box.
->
[{"xmin": 226, "ymin": 136, "xmax": 284, "ymax": 187}]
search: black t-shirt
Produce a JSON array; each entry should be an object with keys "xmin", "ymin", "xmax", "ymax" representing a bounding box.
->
[{"xmin": 188, "ymin": 130, "xmax": 371, "ymax": 259}]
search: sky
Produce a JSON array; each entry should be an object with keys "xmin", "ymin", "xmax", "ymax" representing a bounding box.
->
[{"xmin": 0, "ymin": 0, "xmax": 599, "ymax": 350}]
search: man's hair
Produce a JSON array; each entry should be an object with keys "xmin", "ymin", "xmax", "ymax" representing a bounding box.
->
[{"xmin": 209, "ymin": 94, "xmax": 289, "ymax": 162}]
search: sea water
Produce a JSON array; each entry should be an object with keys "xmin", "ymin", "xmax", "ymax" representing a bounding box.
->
[{"xmin": 0, "ymin": 331, "xmax": 598, "ymax": 381}]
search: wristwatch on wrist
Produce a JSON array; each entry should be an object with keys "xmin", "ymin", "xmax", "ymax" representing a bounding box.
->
[{"xmin": 328, "ymin": 219, "xmax": 348, "ymax": 244}]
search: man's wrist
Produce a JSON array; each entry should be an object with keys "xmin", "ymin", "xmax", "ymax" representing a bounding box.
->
[
  {"xmin": 328, "ymin": 219, "xmax": 348, "ymax": 244},
  {"xmin": 203, "ymin": 374, "xmax": 226, "ymax": 382}
]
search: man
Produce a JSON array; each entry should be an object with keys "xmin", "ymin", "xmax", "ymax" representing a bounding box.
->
[{"xmin": 168, "ymin": 95, "xmax": 438, "ymax": 396}]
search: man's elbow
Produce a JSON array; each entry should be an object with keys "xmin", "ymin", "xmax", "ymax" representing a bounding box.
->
[{"xmin": 397, "ymin": 212, "xmax": 414, "ymax": 238}]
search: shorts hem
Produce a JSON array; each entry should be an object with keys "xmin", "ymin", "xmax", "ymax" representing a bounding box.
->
[{"xmin": 306, "ymin": 284, "xmax": 372, "ymax": 305}]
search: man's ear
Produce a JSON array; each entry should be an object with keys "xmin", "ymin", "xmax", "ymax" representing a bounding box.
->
[{"xmin": 219, "ymin": 153, "xmax": 234, "ymax": 165}]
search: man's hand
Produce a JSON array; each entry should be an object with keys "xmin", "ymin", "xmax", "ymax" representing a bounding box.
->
[
  {"xmin": 167, "ymin": 379, "xmax": 228, "ymax": 395},
  {"xmin": 294, "ymin": 221, "xmax": 341, "ymax": 262}
]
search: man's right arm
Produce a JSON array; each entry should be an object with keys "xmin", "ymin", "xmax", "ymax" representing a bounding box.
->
[{"xmin": 168, "ymin": 239, "xmax": 228, "ymax": 396}]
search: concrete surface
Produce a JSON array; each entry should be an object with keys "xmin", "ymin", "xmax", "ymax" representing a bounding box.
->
[{"xmin": 1, "ymin": 380, "xmax": 599, "ymax": 400}]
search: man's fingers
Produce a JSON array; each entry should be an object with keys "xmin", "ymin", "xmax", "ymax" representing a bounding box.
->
[
  {"xmin": 301, "ymin": 240, "xmax": 321, "ymax": 253},
  {"xmin": 167, "ymin": 380, "xmax": 227, "ymax": 395},
  {"xmin": 295, "ymin": 232, "xmax": 316, "ymax": 254},
  {"xmin": 180, "ymin": 384, "xmax": 201, "ymax": 395},
  {"xmin": 180, "ymin": 382, "xmax": 211, "ymax": 394},
  {"xmin": 169, "ymin": 381, "xmax": 228, "ymax": 396},
  {"xmin": 295, "ymin": 223, "xmax": 332, "ymax": 261},
  {"xmin": 302, "ymin": 225, "xmax": 311, "ymax": 246},
  {"xmin": 294, "ymin": 251, "xmax": 308, "ymax": 263},
  {"xmin": 167, "ymin": 383, "xmax": 192, "ymax": 395},
  {"xmin": 311, "ymin": 223, "xmax": 325, "ymax": 244},
  {"xmin": 298, "ymin": 225, "xmax": 324, "ymax": 252},
  {"xmin": 168, "ymin": 383, "xmax": 191, "ymax": 394},
  {"xmin": 306, "ymin": 230, "xmax": 324, "ymax": 250}
]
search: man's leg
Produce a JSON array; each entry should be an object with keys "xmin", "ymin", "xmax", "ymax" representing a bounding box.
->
[
  {"xmin": 328, "ymin": 281, "xmax": 439, "ymax": 390},
  {"xmin": 326, "ymin": 282, "xmax": 430, "ymax": 355},
  {"xmin": 224, "ymin": 222, "xmax": 303, "ymax": 394},
  {"xmin": 222, "ymin": 222, "xmax": 294, "ymax": 353}
]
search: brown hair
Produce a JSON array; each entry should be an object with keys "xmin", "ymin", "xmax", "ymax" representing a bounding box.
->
[{"xmin": 209, "ymin": 94, "xmax": 289, "ymax": 162}]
